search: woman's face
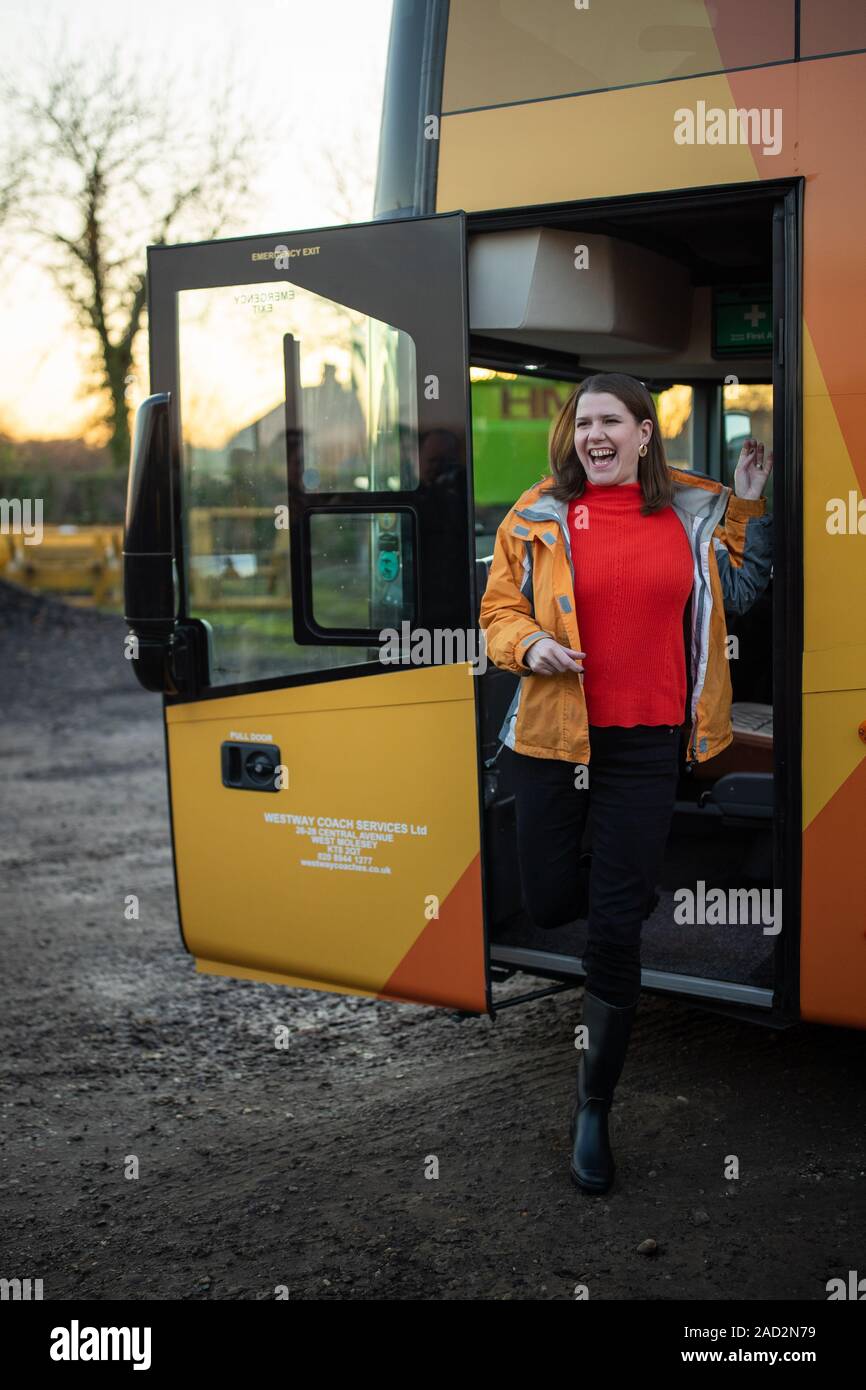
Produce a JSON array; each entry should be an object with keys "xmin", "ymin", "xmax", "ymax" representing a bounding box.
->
[{"xmin": 572, "ymin": 391, "xmax": 653, "ymax": 486}]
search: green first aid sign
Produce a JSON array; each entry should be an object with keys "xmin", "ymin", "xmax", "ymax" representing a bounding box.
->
[{"xmin": 713, "ymin": 286, "xmax": 773, "ymax": 355}]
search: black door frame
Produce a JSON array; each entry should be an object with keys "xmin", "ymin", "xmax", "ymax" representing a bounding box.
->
[
  {"xmin": 144, "ymin": 211, "xmax": 492, "ymax": 1013},
  {"xmin": 144, "ymin": 210, "xmax": 478, "ymax": 705},
  {"xmin": 465, "ymin": 179, "xmax": 803, "ymax": 1026}
]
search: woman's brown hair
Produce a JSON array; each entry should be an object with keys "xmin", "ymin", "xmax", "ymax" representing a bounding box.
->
[{"xmin": 547, "ymin": 373, "xmax": 673, "ymax": 514}]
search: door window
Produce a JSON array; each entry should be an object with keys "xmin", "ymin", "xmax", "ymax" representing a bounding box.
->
[
  {"xmin": 309, "ymin": 509, "xmax": 416, "ymax": 632},
  {"xmin": 177, "ymin": 281, "xmax": 418, "ymax": 684}
]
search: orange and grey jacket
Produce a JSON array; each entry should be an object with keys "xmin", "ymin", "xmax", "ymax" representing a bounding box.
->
[{"xmin": 478, "ymin": 468, "xmax": 773, "ymax": 768}]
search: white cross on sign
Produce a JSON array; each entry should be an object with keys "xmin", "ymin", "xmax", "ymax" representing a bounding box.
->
[{"xmin": 745, "ymin": 304, "xmax": 766, "ymax": 328}]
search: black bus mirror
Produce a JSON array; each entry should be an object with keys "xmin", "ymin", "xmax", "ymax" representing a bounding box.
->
[{"xmin": 123, "ymin": 392, "xmax": 176, "ymax": 692}]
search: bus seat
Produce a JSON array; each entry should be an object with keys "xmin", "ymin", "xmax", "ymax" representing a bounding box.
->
[
  {"xmin": 691, "ymin": 701, "xmax": 773, "ymax": 780},
  {"xmin": 731, "ymin": 701, "xmax": 774, "ymax": 744},
  {"xmin": 704, "ymin": 771, "xmax": 773, "ymax": 824}
]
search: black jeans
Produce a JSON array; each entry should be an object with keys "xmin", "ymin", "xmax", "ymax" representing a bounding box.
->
[{"xmin": 509, "ymin": 724, "xmax": 682, "ymax": 1007}]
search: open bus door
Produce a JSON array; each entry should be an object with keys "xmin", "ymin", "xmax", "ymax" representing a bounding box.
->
[{"xmin": 124, "ymin": 212, "xmax": 489, "ymax": 1013}]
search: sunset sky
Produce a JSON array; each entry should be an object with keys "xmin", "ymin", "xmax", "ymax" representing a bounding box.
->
[{"xmin": 0, "ymin": 0, "xmax": 394, "ymax": 443}]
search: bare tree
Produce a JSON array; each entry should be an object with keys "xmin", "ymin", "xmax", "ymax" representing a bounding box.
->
[
  {"xmin": 302, "ymin": 86, "xmax": 383, "ymax": 229},
  {"xmin": 0, "ymin": 106, "xmax": 25, "ymax": 241},
  {"xmin": 309, "ymin": 128, "xmax": 377, "ymax": 227},
  {"xmin": 0, "ymin": 157, "xmax": 22, "ymax": 227},
  {"xmin": 1, "ymin": 41, "xmax": 261, "ymax": 469}
]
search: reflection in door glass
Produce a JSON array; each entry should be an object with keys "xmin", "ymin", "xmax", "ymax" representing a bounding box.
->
[
  {"xmin": 310, "ymin": 511, "xmax": 416, "ymax": 632},
  {"xmin": 177, "ymin": 281, "xmax": 419, "ymax": 685}
]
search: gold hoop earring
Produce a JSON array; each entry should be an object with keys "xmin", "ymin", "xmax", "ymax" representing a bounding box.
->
[{"xmin": 638, "ymin": 444, "xmax": 648, "ymax": 457}]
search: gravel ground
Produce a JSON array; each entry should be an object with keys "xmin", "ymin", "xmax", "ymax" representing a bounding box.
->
[{"xmin": 1, "ymin": 580, "xmax": 865, "ymax": 1302}]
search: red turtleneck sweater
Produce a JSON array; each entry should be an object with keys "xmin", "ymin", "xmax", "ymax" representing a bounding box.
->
[{"xmin": 567, "ymin": 479, "xmax": 693, "ymax": 727}]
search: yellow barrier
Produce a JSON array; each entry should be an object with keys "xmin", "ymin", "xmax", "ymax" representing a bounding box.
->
[
  {"xmin": 1, "ymin": 524, "xmax": 123, "ymax": 607},
  {"xmin": 0, "ymin": 510, "xmax": 291, "ymax": 611},
  {"xmin": 188, "ymin": 507, "xmax": 291, "ymax": 611},
  {"xmin": 0, "ymin": 532, "xmax": 15, "ymax": 576}
]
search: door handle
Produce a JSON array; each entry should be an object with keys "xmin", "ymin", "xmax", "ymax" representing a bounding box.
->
[{"xmin": 221, "ymin": 741, "xmax": 282, "ymax": 792}]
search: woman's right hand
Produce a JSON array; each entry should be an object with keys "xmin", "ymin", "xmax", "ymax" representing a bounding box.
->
[{"xmin": 524, "ymin": 638, "xmax": 586, "ymax": 678}]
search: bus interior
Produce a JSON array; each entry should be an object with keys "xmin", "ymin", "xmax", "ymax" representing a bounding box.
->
[{"xmin": 466, "ymin": 193, "xmax": 779, "ymax": 1010}]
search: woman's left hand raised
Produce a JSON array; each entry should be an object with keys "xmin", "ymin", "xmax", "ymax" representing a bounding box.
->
[{"xmin": 734, "ymin": 438, "xmax": 774, "ymax": 500}]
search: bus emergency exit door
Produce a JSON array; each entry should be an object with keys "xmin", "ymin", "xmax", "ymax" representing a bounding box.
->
[{"xmin": 136, "ymin": 211, "xmax": 488, "ymax": 1012}]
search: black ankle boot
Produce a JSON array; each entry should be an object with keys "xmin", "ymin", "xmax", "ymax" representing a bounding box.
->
[{"xmin": 569, "ymin": 989, "xmax": 638, "ymax": 1194}]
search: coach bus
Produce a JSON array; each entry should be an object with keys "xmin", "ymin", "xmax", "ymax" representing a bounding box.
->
[{"xmin": 124, "ymin": 0, "xmax": 866, "ymax": 1030}]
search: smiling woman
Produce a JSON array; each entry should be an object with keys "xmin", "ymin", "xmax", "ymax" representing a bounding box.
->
[
  {"xmin": 478, "ymin": 367, "xmax": 773, "ymax": 1191},
  {"xmin": 549, "ymin": 374, "xmax": 671, "ymax": 503}
]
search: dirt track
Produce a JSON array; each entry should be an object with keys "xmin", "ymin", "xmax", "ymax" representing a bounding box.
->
[{"xmin": 1, "ymin": 581, "xmax": 865, "ymax": 1301}]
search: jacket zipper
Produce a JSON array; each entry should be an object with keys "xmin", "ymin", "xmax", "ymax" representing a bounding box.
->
[{"xmin": 684, "ymin": 486, "xmax": 730, "ymax": 768}]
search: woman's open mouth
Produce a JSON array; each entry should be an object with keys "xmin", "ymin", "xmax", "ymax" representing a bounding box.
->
[{"xmin": 588, "ymin": 447, "xmax": 617, "ymax": 470}]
